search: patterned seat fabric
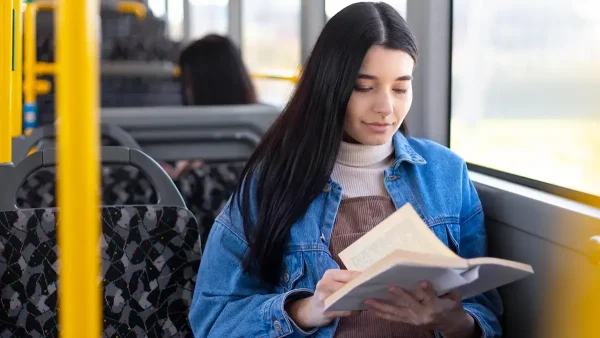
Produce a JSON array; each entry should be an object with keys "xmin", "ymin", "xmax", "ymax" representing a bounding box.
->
[
  {"xmin": 0, "ymin": 206, "xmax": 202, "ymax": 337},
  {"xmin": 173, "ymin": 162, "xmax": 245, "ymax": 247},
  {"xmin": 16, "ymin": 166, "xmax": 157, "ymax": 209},
  {"xmin": 14, "ymin": 159, "xmax": 244, "ymax": 247}
]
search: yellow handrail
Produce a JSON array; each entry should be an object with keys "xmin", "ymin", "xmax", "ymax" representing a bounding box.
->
[
  {"xmin": 11, "ymin": 0, "xmax": 23, "ymax": 137},
  {"xmin": 35, "ymin": 62, "xmax": 300, "ymax": 84},
  {"xmin": 55, "ymin": 0, "xmax": 101, "ymax": 337},
  {"xmin": 251, "ymin": 72, "xmax": 299, "ymax": 83},
  {"xmin": 1, "ymin": 0, "xmax": 13, "ymax": 163},
  {"xmin": 25, "ymin": 0, "xmax": 145, "ymax": 14},
  {"xmin": 23, "ymin": 0, "xmax": 147, "ymax": 135},
  {"xmin": 34, "ymin": 61, "xmax": 56, "ymax": 75},
  {"xmin": 23, "ymin": 1, "xmax": 48, "ymax": 134},
  {"xmin": 173, "ymin": 65, "xmax": 300, "ymax": 83},
  {"xmin": 33, "ymin": 0, "xmax": 55, "ymax": 11},
  {"xmin": 116, "ymin": 1, "xmax": 147, "ymax": 20}
]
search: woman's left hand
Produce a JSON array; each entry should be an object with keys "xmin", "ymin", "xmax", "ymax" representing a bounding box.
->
[{"xmin": 365, "ymin": 281, "xmax": 481, "ymax": 338}]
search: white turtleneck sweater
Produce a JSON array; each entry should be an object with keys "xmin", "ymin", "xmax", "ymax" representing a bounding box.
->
[{"xmin": 331, "ymin": 140, "xmax": 394, "ymax": 199}]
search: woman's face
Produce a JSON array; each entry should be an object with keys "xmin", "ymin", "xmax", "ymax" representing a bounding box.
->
[{"xmin": 344, "ymin": 46, "xmax": 415, "ymax": 145}]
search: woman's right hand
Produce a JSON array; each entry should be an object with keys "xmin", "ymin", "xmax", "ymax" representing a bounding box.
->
[{"xmin": 286, "ymin": 269, "xmax": 361, "ymax": 330}]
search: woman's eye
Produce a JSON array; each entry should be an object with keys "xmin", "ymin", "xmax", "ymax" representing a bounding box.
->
[
  {"xmin": 354, "ymin": 86, "xmax": 372, "ymax": 92},
  {"xmin": 393, "ymin": 88, "xmax": 408, "ymax": 94}
]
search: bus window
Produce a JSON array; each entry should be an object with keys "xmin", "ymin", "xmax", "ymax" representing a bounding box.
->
[
  {"xmin": 242, "ymin": 0, "xmax": 300, "ymax": 106},
  {"xmin": 326, "ymin": 0, "xmax": 407, "ymax": 19},
  {"xmin": 167, "ymin": 0, "xmax": 184, "ymax": 41},
  {"xmin": 450, "ymin": 0, "xmax": 600, "ymax": 199},
  {"xmin": 148, "ymin": 0, "xmax": 166, "ymax": 18},
  {"xmin": 189, "ymin": 0, "xmax": 228, "ymax": 39}
]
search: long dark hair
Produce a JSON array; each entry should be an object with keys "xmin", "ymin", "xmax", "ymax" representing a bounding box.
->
[
  {"xmin": 178, "ymin": 34, "xmax": 257, "ymax": 105},
  {"xmin": 236, "ymin": 2, "xmax": 418, "ymax": 285}
]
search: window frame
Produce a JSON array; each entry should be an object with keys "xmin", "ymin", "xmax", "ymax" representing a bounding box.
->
[{"xmin": 447, "ymin": 0, "xmax": 600, "ymax": 209}]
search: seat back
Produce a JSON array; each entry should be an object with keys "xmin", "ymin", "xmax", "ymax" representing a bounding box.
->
[
  {"xmin": 102, "ymin": 104, "xmax": 278, "ymax": 243},
  {"xmin": 101, "ymin": 104, "xmax": 279, "ymax": 162},
  {"xmin": 15, "ymin": 164, "xmax": 157, "ymax": 209},
  {"xmin": 0, "ymin": 206, "xmax": 201, "ymax": 337},
  {"xmin": 12, "ymin": 126, "xmax": 155, "ymax": 208},
  {"xmin": 12, "ymin": 124, "xmax": 142, "ymax": 164},
  {"xmin": 0, "ymin": 147, "xmax": 202, "ymax": 337},
  {"xmin": 174, "ymin": 161, "xmax": 246, "ymax": 247}
]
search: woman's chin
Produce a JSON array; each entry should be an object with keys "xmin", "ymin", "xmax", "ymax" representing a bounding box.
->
[{"xmin": 355, "ymin": 133, "xmax": 394, "ymax": 146}]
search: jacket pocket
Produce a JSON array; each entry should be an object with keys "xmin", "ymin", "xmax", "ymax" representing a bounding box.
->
[
  {"xmin": 428, "ymin": 223, "xmax": 460, "ymax": 254},
  {"xmin": 278, "ymin": 251, "xmax": 306, "ymax": 292}
]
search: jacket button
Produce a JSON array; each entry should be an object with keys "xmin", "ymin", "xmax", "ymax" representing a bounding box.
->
[
  {"xmin": 320, "ymin": 233, "xmax": 326, "ymax": 242},
  {"xmin": 273, "ymin": 320, "xmax": 283, "ymax": 333},
  {"xmin": 388, "ymin": 175, "xmax": 398, "ymax": 181},
  {"xmin": 323, "ymin": 183, "xmax": 332, "ymax": 192}
]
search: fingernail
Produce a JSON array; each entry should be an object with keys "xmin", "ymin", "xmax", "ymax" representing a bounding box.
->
[{"xmin": 420, "ymin": 281, "xmax": 428, "ymax": 288}]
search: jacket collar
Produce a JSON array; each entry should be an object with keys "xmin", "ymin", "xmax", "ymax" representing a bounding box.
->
[
  {"xmin": 328, "ymin": 132, "xmax": 427, "ymax": 186},
  {"xmin": 392, "ymin": 132, "xmax": 427, "ymax": 168}
]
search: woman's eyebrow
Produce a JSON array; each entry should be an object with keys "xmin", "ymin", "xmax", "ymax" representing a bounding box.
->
[{"xmin": 357, "ymin": 73, "xmax": 413, "ymax": 81}]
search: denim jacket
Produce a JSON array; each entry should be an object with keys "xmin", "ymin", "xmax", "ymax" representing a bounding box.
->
[{"xmin": 189, "ymin": 133, "xmax": 503, "ymax": 338}]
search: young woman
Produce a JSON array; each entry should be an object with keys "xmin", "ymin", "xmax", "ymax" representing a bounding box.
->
[
  {"xmin": 189, "ymin": 2, "xmax": 502, "ymax": 337},
  {"xmin": 178, "ymin": 34, "xmax": 257, "ymax": 106},
  {"xmin": 162, "ymin": 34, "xmax": 259, "ymax": 179}
]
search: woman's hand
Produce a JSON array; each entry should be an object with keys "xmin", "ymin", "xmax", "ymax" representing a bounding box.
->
[
  {"xmin": 286, "ymin": 269, "xmax": 361, "ymax": 330},
  {"xmin": 365, "ymin": 281, "xmax": 481, "ymax": 338},
  {"xmin": 161, "ymin": 160, "xmax": 203, "ymax": 179}
]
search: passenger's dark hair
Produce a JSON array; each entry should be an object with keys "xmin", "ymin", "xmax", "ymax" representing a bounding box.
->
[
  {"xmin": 178, "ymin": 34, "xmax": 257, "ymax": 105},
  {"xmin": 235, "ymin": 2, "xmax": 418, "ymax": 285}
]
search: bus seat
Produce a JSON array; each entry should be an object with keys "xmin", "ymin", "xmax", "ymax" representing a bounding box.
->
[
  {"xmin": 12, "ymin": 125, "xmax": 156, "ymax": 208},
  {"xmin": 101, "ymin": 104, "xmax": 278, "ymax": 243},
  {"xmin": 15, "ymin": 164, "xmax": 157, "ymax": 209},
  {"xmin": 0, "ymin": 147, "xmax": 202, "ymax": 337},
  {"xmin": 174, "ymin": 161, "xmax": 246, "ymax": 247}
]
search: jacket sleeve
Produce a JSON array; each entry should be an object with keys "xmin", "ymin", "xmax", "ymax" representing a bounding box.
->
[
  {"xmin": 189, "ymin": 219, "xmax": 318, "ymax": 338},
  {"xmin": 437, "ymin": 162, "xmax": 503, "ymax": 337}
]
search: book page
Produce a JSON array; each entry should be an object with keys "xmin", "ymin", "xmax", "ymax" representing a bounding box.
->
[
  {"xmin": 324, "ymin": 265, "xmax": 469, "ymax": 312},
  {"xmin": 339, "ymin": 203, "xmax": 458, "ymax": 271},
  {"xmin": 459, "ymin": 259, "xmax": 534, "ymax": 299},
  {"xmin": 467, "ymin": 257, "xmax": 535, "ymax": 272}
]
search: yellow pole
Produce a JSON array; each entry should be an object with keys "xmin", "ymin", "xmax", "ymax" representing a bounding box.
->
[
  {"xmin": 1, "ymin": 0, "xmax": 13, "ymax": 163},
  {"xmin": 56, "ymin": 0, "xmax": 101, "ymax": 337},
  {"xmin": 23, "ymin": 1, "xmax": 38, "ymax": 134},
  {"xmin": 11, "ymin": 0, "xmax": 23, "ymax": 137}
]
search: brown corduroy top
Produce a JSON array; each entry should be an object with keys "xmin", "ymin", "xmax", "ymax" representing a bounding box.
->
[{"xmin": 329, "ymin": 196, "xmax": 435, "ymax": 338}]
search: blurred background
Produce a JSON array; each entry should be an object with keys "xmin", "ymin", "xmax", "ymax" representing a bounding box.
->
[{"xmin": 0, "ymin": 1, "xmax": 598, "ymax": 337}]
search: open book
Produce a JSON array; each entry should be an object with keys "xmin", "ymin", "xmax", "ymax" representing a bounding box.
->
[{"xmin": 324, "ymin": 203, "xmax": 534, "ymax": 312}]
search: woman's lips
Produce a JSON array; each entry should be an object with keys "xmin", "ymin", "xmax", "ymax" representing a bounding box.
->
[{"xmin": 363, "ymin": 122, "xmax": 394, "ymax": 133}]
